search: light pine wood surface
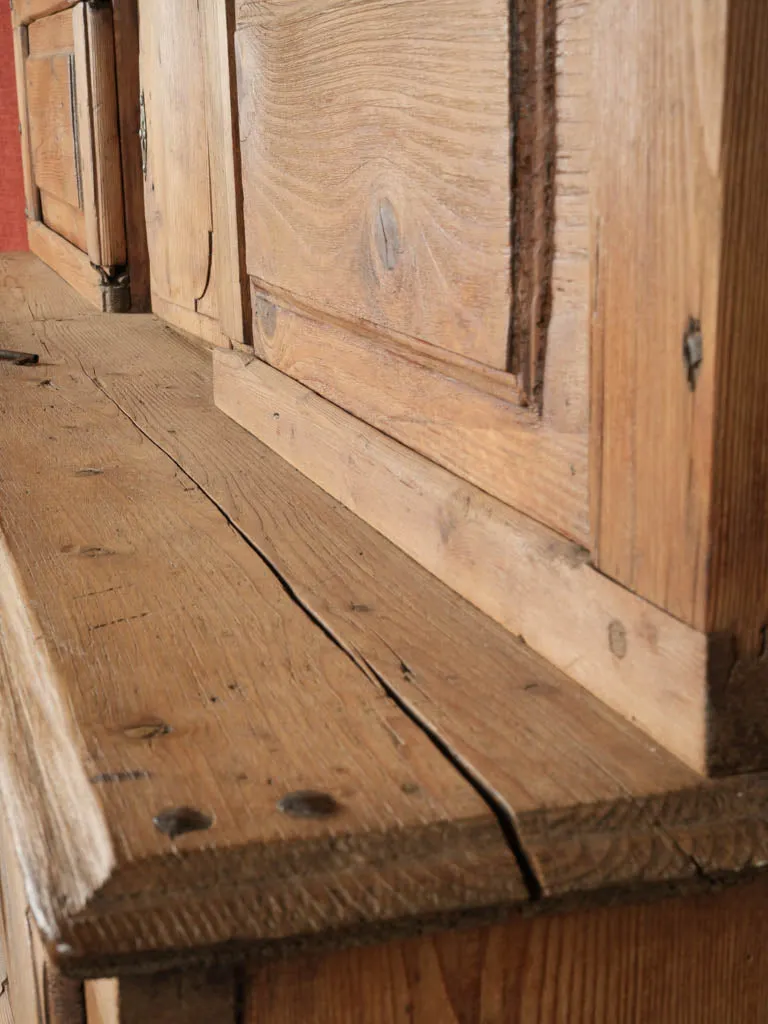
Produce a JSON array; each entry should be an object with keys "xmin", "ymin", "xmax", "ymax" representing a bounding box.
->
[
  {"xmin": 214, "ymin": 348, "xmax": 711, "ymax": 773},
  {"xmin": 236, "ymin": 0, "xmax": 511, "ymax": 369}
]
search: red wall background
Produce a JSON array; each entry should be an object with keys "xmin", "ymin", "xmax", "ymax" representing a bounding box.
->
[{"xmin": 0, "ymin": 6, "xmax": 28, "ymax": 252}]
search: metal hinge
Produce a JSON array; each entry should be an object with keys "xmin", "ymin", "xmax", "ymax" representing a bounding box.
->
[{"xmin": 139, "ymin": 90, "xmax": 148, "ymax": 180}]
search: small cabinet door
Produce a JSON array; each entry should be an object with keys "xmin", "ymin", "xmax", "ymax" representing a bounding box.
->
[{"xmin": 22, "ymin": 3, "xmax": 126, "ymax": 272}]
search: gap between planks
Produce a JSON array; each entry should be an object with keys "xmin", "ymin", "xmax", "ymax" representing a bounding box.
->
[{"xmin": 80, "ymin": 361, "xmax": 544, "ymax": 903}]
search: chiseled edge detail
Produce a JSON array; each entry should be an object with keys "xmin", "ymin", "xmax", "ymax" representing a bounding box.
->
[{"xmin": 0, "ymin": 528, "xmax": 114, "ymax": 938}]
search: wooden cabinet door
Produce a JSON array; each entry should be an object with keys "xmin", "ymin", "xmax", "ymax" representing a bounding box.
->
[
  {"xmin": 23, "ymin": 3, "xmax": 126, "ymax": 271},
  {"xmin": 138, "ymin": 0, "xmax": 247, "ymax": 347},
  {"xmin": 234, "ymin": 0, "xmax": 590, "ymax": 543}
]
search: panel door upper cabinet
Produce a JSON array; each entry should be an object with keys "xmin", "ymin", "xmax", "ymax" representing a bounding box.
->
[
  {"xmin": 234, "ymin": 0, "xmax": 591, "ymax": 543},
  {"xmin": 23, "ymin": 4, "xmax": 126, "ymax": 272}
]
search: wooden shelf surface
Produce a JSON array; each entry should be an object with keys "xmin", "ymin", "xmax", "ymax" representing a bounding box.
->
[{"xmin": 0, "ymin": 253, "xmax": 766, "ymax": 977}]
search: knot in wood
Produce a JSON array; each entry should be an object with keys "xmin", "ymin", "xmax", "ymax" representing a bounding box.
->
[{"xmin": 375, "ymin": 199, "xmax": 401, "ymax": 271}]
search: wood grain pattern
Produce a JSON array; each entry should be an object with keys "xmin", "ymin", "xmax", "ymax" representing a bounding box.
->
[
  {"xmin": 72, "ymin": 4, "xmax": 99, "ymax": 264},
  {"xmin": 3, "ymin": 255, "xmax": 767, "ymax": 981},
  {"xmin": 40, "ymin": 190, "xmax": 86, "ymax": 252},
  {"xmin": 26, "ymin": 7, "xmax": 73, "ymax": 55},
  {"xmin": 111, "ymin": 0, "xmax": 149, "ymax": 311},
  {"xmin": 139, "ymin": 0, "xmax": 214, "ymax": 317},
  {"xmin": 25, "ymin": 49, "xmax": 80, "ymax": 209},
  {"xmin": 0, "ymin": 262, "xmax": 523, "ymax": 969},
  {"xmin": 12, "ymin": 0, "xmax": 76, "ymax": 28},
  {"xmin": 200, "ymin": 0, "xmax": 247, "ymax": 344},
  {"xmin": 13, "ymin": 26, "xmax": 41, "ymax": 221},
  {"xmin": 245, "ymin": 874, "xmax": 768, "ymax": 1024},
  {"xmin": 0, "ymin": 251, "xmax": 91, "ymax": 320},
  {"xmin": 235, "ymin": 0, "xmax": 511, "ymax": 369},
  {"xmin": 214, "ymin": 349, "xmax": 710, "ymax": 772},
  {"xmin": 26, "ymin": 222, "xmax": 128, "ymax": 312},
  {"xmin": 593, "ymin": 0, "xmax": 768, "ymax": 652},
  {"xmin": 592, "ymin": 0, "xmax": 723, "ymax": 625},
  {"xmin": 251, "ymin": 287, "xmax": 589, "ymax": 543},
  {"xmin": 82, "ymin": 4, "xmax": 126, "ymax": 270}
]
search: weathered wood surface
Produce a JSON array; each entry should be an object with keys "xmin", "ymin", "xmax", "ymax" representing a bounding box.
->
[
  {"xmin": 215, "ymin": 348, "xmax": 711, "ymax": 775},
  {"xmin": 593, "ymin": 0, "xmax": 768, "ymax": 658},
  {"xmin": 235, "ymin": 0, "xmax": 592, "ymax": 546},
  {"xmin": 2, "ymin": 255, "xmax": 767, "ymax": 981},
  {"xmin": 250, "ymin": 288, "xmax": 589, "ymax": 544},
  {"xmin": 245, "ymin": 873, "xmax": 768, "ymax": 1024},
  {"xmin": 236, "ymin": 0, "xmax": 511, "ymax": 369},
  {"xmin": 0, "ymin": 254, "xmax": 523, "ymax": 972}
]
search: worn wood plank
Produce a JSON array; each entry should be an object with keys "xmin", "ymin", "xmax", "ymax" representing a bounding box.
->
[
  {"xmin": 245, "ymin": 873, "xmax": 768, "ymax": 1024},
  {"xmin": 235, "ymin": 0, "xmax": 511, "ymax": 369},
  {"xmin": 200, "ymin": 0, "xmax": 246, "ymax": 344},
  {"xmin": 40, "ymin": 191, "xmax": 87, "ymax": 253},
  {"xmin": 13, "ymin": 26, "xmax": 42, "ymax": 221},
  {"xmin": 111, "ymin": 0, "xmax": 149, "ymax": 311},
  {"xmin": 0, "ymin": 252, "xmax": 92, "ymax": 320},
  {"xmin": 25, "ymin": 49, "xmax": 80, "ymax": 209},
  {"xmin": 250, "ymin": 287, "xmax": 589, "ymax": 543},
  {"xmin": 214, "ymin": 348, "xmax": 710, "ymax": 773},
  {"xmin": 593, "ymin": 0, "xmax": 768, "ymax": 650},
  {"xmin": 0, "ymin": 281, "xmax": 522, "ymax": 969},
  {"xmin": 83, "ymin": 4, "xmax": 126, "ymax": 269}
]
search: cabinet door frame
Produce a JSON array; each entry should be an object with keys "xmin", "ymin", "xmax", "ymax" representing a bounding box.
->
[{"xmin": 13, "ymin": 0, "xmax": 147, "ymax": 312}]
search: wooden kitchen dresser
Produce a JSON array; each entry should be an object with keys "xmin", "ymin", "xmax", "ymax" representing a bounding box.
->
[{"xmin": 4, "ymin": 0, "xmax": 768, "ymax": 1019}]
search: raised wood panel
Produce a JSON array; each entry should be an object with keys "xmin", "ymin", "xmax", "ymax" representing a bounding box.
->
[
  {"xmin": 25, "ymin": 50, "xmax": 81, "ymax": 210},
  {"xmin": 245, "ymin": 874, "xmax": 768, "ymax": 1024},
  {"xmin": 235, "ymin": 0, "xmax": 511, "ymax": 369}
]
